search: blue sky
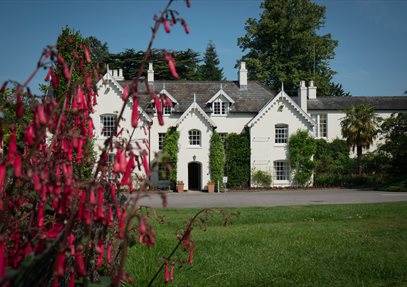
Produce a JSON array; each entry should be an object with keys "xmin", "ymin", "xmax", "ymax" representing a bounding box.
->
[{"xmin": 0, "ymin": 0, "xmax": 406, "ymax": 96}]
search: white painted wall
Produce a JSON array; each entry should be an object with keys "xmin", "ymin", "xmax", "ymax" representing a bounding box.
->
[
  {"xmin": 250, "ymin": 96, "xmax": 313, "ymax": 187},
  {"xmin": 309, "ymin": 110, "xmax": 396, "ymax": 154},
  {"xmin": 176, "ymin": 109, "xmax": 213, "ymax": 190}
]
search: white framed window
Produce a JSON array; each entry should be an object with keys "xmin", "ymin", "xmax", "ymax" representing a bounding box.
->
[
  {"xmin": 274, "ymin": 160, "xmax": 289, "ymax": 181},
  {"xmin": 158, "ymin": 133, "xmax": 166, "ymax": 151},
  {"xmin": 275, "ymin": 124, "xmax": 288, "ymax": 144},
  {"xmin": 188, "ymin": 129, "xmax": 201, "ymax": 146},
  {"xmin": 312, "ymin": 114, "xmax": 328, "ymax": 138},
  {"xmin": 213, "ymin": 101, "xmax": 228, "ymax": 115},
  {"xmin": 100, "ymin": 114, "xmax": 117, "ymax": 137},
  {"xmin": 319, "ymin": 114, "xmax": 327, "ymax": 138},
  {"xmin": 163, "ymin": 105, "xmax": 172, "ymax": 116}
]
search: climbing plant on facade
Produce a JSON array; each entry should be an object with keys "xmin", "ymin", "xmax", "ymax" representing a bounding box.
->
[
  {"xmin": 162, "ymin": 127, "xmax": 180, "ymax": 185},
  {"xmin": 288, "ymin": 130, "xmax": 316, "ymax": 186},
  {"xmin": 209, "ymin": 132, "xmax": 225, "ymax": 187},
  {"xmin": 224, "ymin": 133, "xmax": 250, "ymax": 187}
]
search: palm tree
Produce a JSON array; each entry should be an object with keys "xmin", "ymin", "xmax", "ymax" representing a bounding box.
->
[{"xmin": 341, "ymin": 104, "xmax": 380, "ymax": 174}]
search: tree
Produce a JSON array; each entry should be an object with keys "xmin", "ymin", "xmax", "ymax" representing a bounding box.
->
[
  {"xmin": 108, "ymin": 48, "xmax": 201, "ymax": 80},
  {"xmin": 237, "ymin": 0, "xmax": 338, "ymax": 96},
  {"xmin": 209, "ymin": 132, "xmax": 225, "ymax": 187},
  {"xmin": 341, "ymin": 104, "xmax": 381, "ymax": 174},
  {"xmin": 288, "ymin": 130, "xmax": 316, "ymax": 186},
  {"xmin": 86, "ymin": 36, "xmax": 110, "ymax": 66},
  {"xmin": 198, "ymin": 41, "xmax": 224, "ymax": 81},
  {"xmin": 379, "ymin": 113, "xmax": 407, "ymax": 176}
]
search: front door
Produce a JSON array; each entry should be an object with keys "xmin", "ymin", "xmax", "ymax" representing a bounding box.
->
[{"xmin": 188, "ymin": 162, "xmax": 201, "ymax": 190}]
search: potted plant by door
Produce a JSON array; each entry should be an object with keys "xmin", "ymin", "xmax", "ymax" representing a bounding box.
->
[
  {"xmin": 176, "ymin": 181, "xmax": 184, "ymax": 193},
  {"xmin": 207, "ymin": 181, "xmax": 215, "ymax": 193}
]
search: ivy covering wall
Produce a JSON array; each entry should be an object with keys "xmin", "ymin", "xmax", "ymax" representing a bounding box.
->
[
  {"xmin": 209, "ymin": 132, "xmax": 225, "ymax": 187},
  {"xmin": 224, "ymin": 133, "xmax": 250, "ymax": 187},
  {"xmin": 288, "ymin": 130, "xmax": 316, "ymax": 186},
  {"xmin": 162, "ymin": 127, "xmax": 180, "ymax": 184}
]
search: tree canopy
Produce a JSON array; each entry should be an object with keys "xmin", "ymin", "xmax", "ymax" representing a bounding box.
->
[
  {"xmin": 237, "ymin": 0, "xmax": 340, "ymax": 96},
  {"xmin": 340, "ymin": 104, "xmax": 380, "ymax": 174},
  {"xmin": 108, "ymin": 48, "xmax": 201, "ymax": 80},
  {"xmin": 198, "ymin": 41, "xmax": 224, "ymax": 81}
]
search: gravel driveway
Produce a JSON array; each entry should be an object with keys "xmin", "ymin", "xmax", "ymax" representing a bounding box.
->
[{"xmin": 138, "ymin": 188, "xmax": 407, "ymax": 208}]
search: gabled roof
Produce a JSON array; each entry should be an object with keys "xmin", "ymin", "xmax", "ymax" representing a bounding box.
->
[
  {"xmin": 158, "ymin": 88, "xmax": 178, "ymax": 104},
  {"xmin": 117, "ymin": 80, "xmax": 275, "ymax": 113},
  {"xmin": 247, "ymin": 90, "xmax": 314, "ymax": 128},
  {"xmin": 205, "ymin": 88, "xmax": 235, "ymax": 105},
  {"xmin": 97, "ymin": 73, "xmax": 153, "ymax": 123},
  {"xmin": 174, "ymin": 100, "xmax": 217, "ymax": 128}
]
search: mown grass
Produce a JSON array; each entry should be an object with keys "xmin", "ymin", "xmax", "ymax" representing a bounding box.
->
[{"xmin": 125, "ymin": 202, "xmax": 407, "ymax": 287}]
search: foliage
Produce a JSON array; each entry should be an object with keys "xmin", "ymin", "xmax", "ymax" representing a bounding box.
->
[
  {"xmin": 0, "ymin": 1, "xmax": 204, "ymax": 286},
  {"xmin": 108, "ymin": 48, "xmax": 201, "ymax": 80},
  {"xmin": 237, "ymin": 0, "xmax": 338, "ymax": 96},
  {"xmin": 340, "ymin": 104, "xmax": 381, "ymax": 174},
  {"xmin": 163, "ymin": 127, "xmax": 180, "ymax": 184},
  {"xmin": 378, "ymin": 112, "xmax": 407, "ymax": 177},
  {"xmin": 209, "ymin": 132, "xmax": 225, "ymax": 188},
  {"xmin": 288, "ymin": 130, "xmax": 316, "ymax": 186},
  {"xmin": 252, "ymin": 169, "xmax": 272, "ymax": 187},
  {"xmin": 224, "ymin": 133, "xmax": 250, "ymax": 187},
  {"xmin": 198, "ymin": 41, "xmax": 224, "ymax": 81},
  {"xmin": 314, "ymin": 138, "xmax": 352, "ymax": 175}
]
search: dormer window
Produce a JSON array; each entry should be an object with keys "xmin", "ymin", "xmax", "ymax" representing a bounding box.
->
[
  {"xmin": 163, "ymin": 105, "xmax": 172, "ymax": 116},
  {"xmin": 213, "ymin": 101, "xmax": 228, "ymax": 115},
  {"xmin": 206, "ymin": 89, "xmax": 234, "ymax": 116}
]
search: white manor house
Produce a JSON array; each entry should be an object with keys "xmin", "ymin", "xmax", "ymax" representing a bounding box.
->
[{"xmin": 93, "ymin": 62, "xmax": 407, "ymax": 190}]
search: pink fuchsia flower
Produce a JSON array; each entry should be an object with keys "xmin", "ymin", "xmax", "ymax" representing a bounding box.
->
[
  {"xmin": 163, "ymin": 19, "xmax": 171, "ymax": 33},
  {"xmin": 56, "ymin": 252, "xmax": 66, "ymax": 276},
  {"xmin": 16, "ymin": 94, "xmax": 23, "ymax": 118},
  {"xmin": 164, "ymin": 261, "xmax": 170, "ymax": 284},
  {"xmin": 132, "ymin": 96, "xmax": 139, "ymax": 128},
  {"xmin": 75, "ymin": 246, "xmax": 86, "ymax": 277},
  {"xmin": 84, "ymin": 46, "xmax": 91, "ymax": 63},
  {"xmin": 44, "ymin": 67, "xmax": 52, "ymax": 82},
  {"xmin": 181, "ymin": 19, "xmax": 190, "ymax": 34},
  {"xmin": 164, "ymin": 52, "xmax": 179, "ymax": 79},
  {"xmin": 122, "ymin": 84, "xmax": 129, "ymax": 101},
  {"xmin": 186, "ymin": 0, "xmax": 191, "ymax": 8}
]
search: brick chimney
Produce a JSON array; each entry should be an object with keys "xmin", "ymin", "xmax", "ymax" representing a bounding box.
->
[
  {"xmin": 298, "ymin": 80, "xmax": 307, "ymax": 113},
  {"xmin": 238, "ymin": 61, "xmax": 248, "ymax": 90}
]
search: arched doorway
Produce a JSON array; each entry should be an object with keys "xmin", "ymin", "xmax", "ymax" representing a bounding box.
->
[{"xmin": 188, "ymin": 162, "xmax": 202, "ymax": 190}]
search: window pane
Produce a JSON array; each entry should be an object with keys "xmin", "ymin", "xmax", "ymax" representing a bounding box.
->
[
  {"xmin": 163, "ymin": 106, "xmax": 172, "ymax": 115},
  {"xmin": 158, "ymin": 133, "xmax": 166, "ymax": 150},
  {"xmin": 189, "ymin": 130, "xmax": 201, "ymax": 146},
  {"xmin": 319, "ymin": 114, "xmax": 327, "ymax": 138},
  {"xmin": 101, "ymin": 114, "xmax": 117, "ymax": 137},
  {"xmin": 221, "ymin": 102, "xmax": 227, "ymax": 114},
  {"xmin": 274, "ymin": 161, "xmax": 289, "ymax": 181},
  {"xmin": 275, "ymin": 125, "xmax": 288, "ymax": 144},
  {"xmin": 213, "ymin": 102, "xmax": 221, "ymax": 115}
]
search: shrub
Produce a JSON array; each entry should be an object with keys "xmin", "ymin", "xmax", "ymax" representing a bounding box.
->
[
  {"xmin": 252, "ymin": 169, "xmax": 272, "ymax": 187},
  {"xmin": 162, "ymin": 127, "xmax": 180, "ymax": 185}
]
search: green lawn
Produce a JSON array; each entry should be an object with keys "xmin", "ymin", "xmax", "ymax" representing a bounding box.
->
[{"xmin": 125, "ymin": 202, "xmax": 407, "ymax": 286}]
